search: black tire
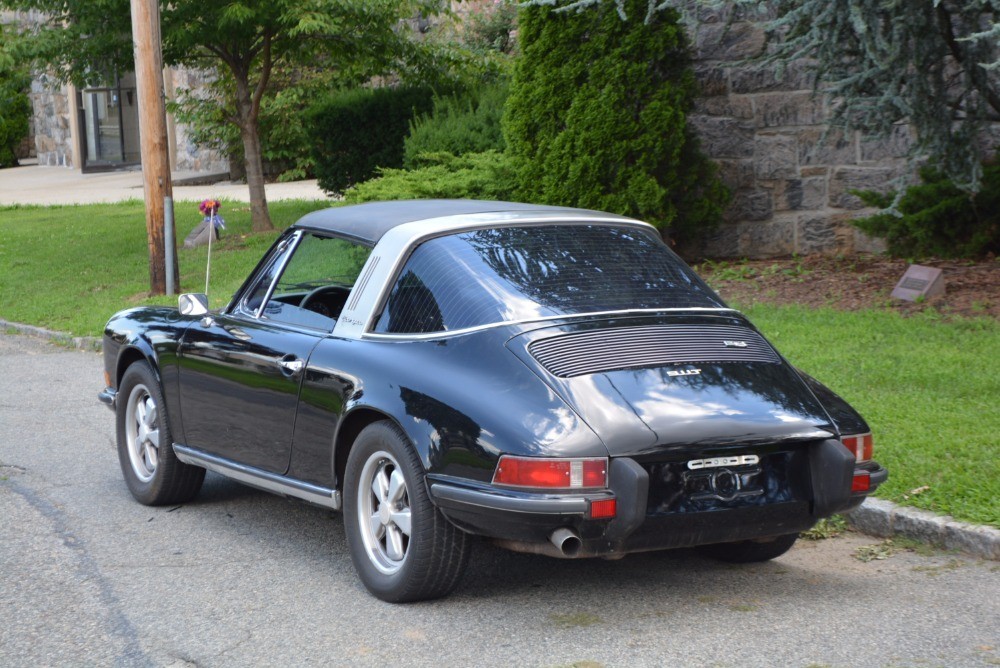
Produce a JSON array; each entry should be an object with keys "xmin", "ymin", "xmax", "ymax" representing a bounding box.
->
[
  {"xmin": 699, "ymin": 533, "xmax": 799, "ymax": 563},
  {"xmin": 116, "ymin": 361, "xmax": 205, "ymax": 505},
  {"xmin": 343, "ymin": 421, "xmax": 469, "ymax": 602}
]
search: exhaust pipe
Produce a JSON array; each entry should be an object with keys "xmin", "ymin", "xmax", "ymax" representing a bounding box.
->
[{"xmin": 549, "ymin": 527, "xmax": 582, "ymax": 557}]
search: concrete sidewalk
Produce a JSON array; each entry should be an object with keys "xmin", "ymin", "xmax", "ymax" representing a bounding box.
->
[{"xmin": 0, "ymin": 164, "xmax": 330, "ymax": 206}]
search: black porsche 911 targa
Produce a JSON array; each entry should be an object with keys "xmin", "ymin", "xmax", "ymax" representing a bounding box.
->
[{"xmin": 99, "ymin": 200, "xmax": 886, "ymax": 602}]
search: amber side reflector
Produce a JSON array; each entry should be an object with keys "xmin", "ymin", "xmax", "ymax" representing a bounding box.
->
[
  {"xmin": 589, "ymin": 498, "xmax": 617, "ymax": 519},
  {"xmin": 852, "ymin": 473, "xmax": 871, "ymax": 493},
  {"xmin": 104, "ymin": 371, "xmax": 111, "ymax": 387}
]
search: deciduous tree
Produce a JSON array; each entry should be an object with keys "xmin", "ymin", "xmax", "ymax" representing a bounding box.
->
[{"xmin": 1, "ymin": 0, "xmax": 449, "ymax": 232}]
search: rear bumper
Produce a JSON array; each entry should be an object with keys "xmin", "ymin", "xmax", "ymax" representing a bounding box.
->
[
  {"xmin": 429, "ymin": 444, "xmax": 887, "ymax": 558},
  {"xmin": 859, "ymin": 461, "xmax": 889, "ymax": 488}
]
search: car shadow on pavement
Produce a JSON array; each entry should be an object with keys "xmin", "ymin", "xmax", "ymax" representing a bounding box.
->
[{"xmin": 139, "ymin": 470, "xmax": 874, "ymax": 607}]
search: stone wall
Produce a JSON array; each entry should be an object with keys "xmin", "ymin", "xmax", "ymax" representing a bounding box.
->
[
  {"xmin": 685, "ymin": 9, "xmax": 903, "ymax": 258},
  {"xmin": 167, "ymin": 67, "xmax": 230, "ymax": 175},
  {"xmin": 4, "ymin": 12, "xmax": 68, "ymax": 166},
  {"xmin": 30, "ymin": 73, "xmax": 74, "ymax": 168}
]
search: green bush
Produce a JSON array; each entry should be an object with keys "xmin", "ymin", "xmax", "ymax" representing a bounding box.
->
[
  {"xmin": 0, "ymin": 87, "xmax": 30, "ymax": 168},
  {"xmin": 403, "ymin": 84, "xmax": 507, "ymax": 168},
  {"xmin": 503, "ymin": 0, "xmax": 727, "ymax": 245},
  {"xmin": 0, "ymin": 25, "xmax": 31, "ymax": 168},
  {"xmin": 344, "ymin": 151, "xmax": 516, "ymax": 203},
  {"xmin": 308, "ymin": 86, "xmax": 436, "ymax": 194},
  {"xmin": 854, "ymin": 164, "xmax": 1000, "ymax": 258}
]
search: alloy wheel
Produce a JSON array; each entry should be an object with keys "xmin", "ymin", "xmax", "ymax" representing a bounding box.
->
[
  {"xmin": 124, "ymin": 383, "xmax": 159, "ymax": 483},
  {"xmin": 356, "ymin": 450, "xmax": 412, "ymax": 575}
]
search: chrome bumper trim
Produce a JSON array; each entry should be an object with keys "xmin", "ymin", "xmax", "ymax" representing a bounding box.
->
[
  {"xmin": 430, "ymin": 483, "xmax": 592, "ymax": 516},
  {"xmin": 98, "ymin": 387, "xmax": 117, "ymax": 410}
]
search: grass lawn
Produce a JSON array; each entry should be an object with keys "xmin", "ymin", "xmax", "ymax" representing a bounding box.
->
[
  {"xmin": 0, "ymin": 199, "xmax": 331, "ymax": 335},
  {"xmin": 740, "ymin": 304, "xmax": 999, "ymax": 528},
  {"xmin": 1, "ymin": 202, "xmax": 997, "ymax": 527}
]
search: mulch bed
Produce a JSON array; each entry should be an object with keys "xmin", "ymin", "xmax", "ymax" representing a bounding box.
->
[{"xmin": 696, "ymin": 255, "xmax": 1000, "ymax": 320}]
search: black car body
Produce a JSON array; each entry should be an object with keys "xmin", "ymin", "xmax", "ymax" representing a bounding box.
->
[{"xmin": 100, "ymin": 200, "xmax": 887, "ymax": 601}]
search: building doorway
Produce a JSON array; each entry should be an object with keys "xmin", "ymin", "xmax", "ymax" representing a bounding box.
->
[{"xmin": 77, "ymin": 72, "xmax": 140, "ymax": 172}]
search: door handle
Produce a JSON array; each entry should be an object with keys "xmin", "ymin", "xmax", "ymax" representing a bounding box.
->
[{"xmin": 278, "ymin": 357, "xmax": 305, "ymax": 376}]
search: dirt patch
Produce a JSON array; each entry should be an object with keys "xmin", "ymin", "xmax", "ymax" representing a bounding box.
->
[{"xmin": 696, "ymin": 255, "xmax": 1000, "ymax": 320}]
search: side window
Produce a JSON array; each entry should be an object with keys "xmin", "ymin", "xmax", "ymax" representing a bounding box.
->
[
  {"xmin": 243, "ymin": 237, "xmax": 296, "ymax": 314},
  {"xmin": 256, "ymin": 232, "xmax": 372, "ymax": 330}
]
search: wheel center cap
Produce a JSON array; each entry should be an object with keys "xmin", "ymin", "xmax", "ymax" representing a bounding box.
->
[{"xmin": 379, "ymin": 503, "xmax": 392, "ymax": 526}]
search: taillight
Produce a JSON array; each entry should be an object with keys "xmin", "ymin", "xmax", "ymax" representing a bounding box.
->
[
  {"xmin": 492, "ymin": 456, "xmax": 608, "ymax": 490},
  {"xmin": 841, "ymin": 432, "xmax": 873, "ymax": 462}
]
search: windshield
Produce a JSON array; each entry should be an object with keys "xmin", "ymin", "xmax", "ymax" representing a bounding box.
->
[{"xmin": 373, "ymin": 224, "xmax": 725, "ymax": 335}]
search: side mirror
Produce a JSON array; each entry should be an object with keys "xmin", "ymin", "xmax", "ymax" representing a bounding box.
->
[{"xmin": 178, "ymin": 293, "xmax": 210, "ymax": 316}]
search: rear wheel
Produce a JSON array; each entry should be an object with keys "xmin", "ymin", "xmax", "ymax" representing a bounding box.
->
[
  {"xmin": 343, "ymin": 421, "xmax": 469, "ymax": 602},
  {"xmin": 699, "ymin": 533, "xmax": 799, "ymax": 563},
  {"xmin": 116, "ymin": 361, "xmax": 204, "ymax": 505}
]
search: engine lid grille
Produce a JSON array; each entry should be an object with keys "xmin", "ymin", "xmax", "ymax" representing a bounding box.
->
[{"xmin": 528, "ymin": 324, "xmax": 780, "ymax": 378}]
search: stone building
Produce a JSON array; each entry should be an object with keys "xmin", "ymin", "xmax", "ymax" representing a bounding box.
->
[
  {"xmin": 2, "ymin": 10, "xmax": 227, "ymax": 176},
  {"xmin": 25, "ymin": 64, "xmax": 228, "ymax": 175}
]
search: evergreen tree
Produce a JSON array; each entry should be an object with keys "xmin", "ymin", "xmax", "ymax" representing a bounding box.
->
[
  {"xmin": 542, "ymin": 0, "xmax": 1000, "ymax": 193},
  {"xmin": 504, "ymin": 0, "xmax": 726, "ymax": 245},
  {"xmin": 750, "ymin": 0, "xmax": 1000, "ymax": 192}
]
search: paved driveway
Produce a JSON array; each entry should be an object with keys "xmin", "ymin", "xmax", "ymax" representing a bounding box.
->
[
  {"xmin": 0, "ymin": 164, "xmax": 328, "ymax": 206},
  {"xmin": 1, "ymin": 332, "xmax": 998, "ymax": 667}
]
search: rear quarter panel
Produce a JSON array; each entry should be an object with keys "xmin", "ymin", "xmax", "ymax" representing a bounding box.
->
[{"xmin": 288, "ymin": 326, "xmax": 605, "ymax": 488}]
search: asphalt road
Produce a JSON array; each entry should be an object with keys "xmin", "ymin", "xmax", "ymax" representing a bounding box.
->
[{"xmin": 1, "ymin": 331, "xmax": 998, "ymax": 668}]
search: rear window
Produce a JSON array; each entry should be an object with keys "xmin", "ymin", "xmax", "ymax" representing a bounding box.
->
[{"xmin": 373, "ymin": 225, "xmax": 725, "ymax": 334}]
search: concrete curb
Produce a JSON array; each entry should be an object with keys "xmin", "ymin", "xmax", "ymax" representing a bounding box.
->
[
  {"xmin": 0, "ymin": 319, "xmax": 101, "ymax": 352},
  {"xmin": 847, "ymin": 497, "xmax": 999, "ymax": 560}
]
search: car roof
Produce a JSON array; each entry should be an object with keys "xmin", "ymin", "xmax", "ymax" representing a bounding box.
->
[{"xmin": 291, "ymin": 199, "xmax": 638, "ymax": 245}]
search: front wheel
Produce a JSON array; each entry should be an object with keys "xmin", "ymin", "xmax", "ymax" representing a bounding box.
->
[
  {"xmin": 343, "ymin": 421, "xmax": 469, "ymax": 602},
  {"xmin": 699, "ymin": 533, "xmax": 799, "ymax": 563},
  {"xmin": 116, "ymin": 361, "xmax": 204, "ymax": 505}
]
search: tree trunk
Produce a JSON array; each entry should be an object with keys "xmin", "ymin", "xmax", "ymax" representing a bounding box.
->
[
  {"xmin": 240, "ymin": 120, "xmax": 272, "ymax": 232},
  {"xmin": 233, "ymin": 76, "xmax": 273, "ymax": 232}
]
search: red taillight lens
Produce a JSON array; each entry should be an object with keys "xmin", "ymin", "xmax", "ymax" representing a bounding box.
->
[
  {"xmin": 492, "ymin": 456, "xmax": 608, "ymax": 490},
  {"xmin": 841, "ymin": 432, "xmax": 873, "ymax": 462}
]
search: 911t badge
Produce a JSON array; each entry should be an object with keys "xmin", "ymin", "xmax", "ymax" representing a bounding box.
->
[{"xmin": 667, "ymin": 368, "xmax": 701, "ymax": 377}]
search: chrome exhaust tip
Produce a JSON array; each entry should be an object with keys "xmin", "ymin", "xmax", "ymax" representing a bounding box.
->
[{"xmin": 549, "ymin": 527, "xmax": 582, "ymax": 557}]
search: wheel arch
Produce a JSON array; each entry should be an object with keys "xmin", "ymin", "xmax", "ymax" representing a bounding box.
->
[
  {"xmin": 333, "ymin": 406, "xmax": 400, "ymax": 491},
  {"xmin": 115, "ymin": 341, "xmax": 160, "ymax": 388}
]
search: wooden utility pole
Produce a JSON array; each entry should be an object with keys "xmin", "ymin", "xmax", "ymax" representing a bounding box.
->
[{"xmin": 130, "ymin": 0, "xmax": 176, "ymax": 295}]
